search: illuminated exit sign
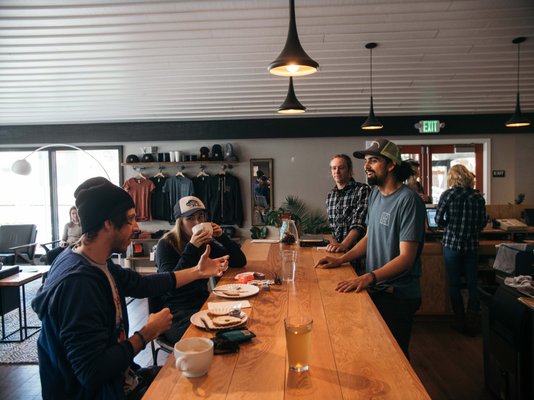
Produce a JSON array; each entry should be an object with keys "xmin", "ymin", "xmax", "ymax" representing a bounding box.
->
[{"xmin": 415, "ymin": 120, "xmax": 445, "ymax": 133}]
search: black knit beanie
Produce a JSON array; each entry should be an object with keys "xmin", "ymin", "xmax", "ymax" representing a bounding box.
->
[{"xmin": 74, "ymin": 177, "xmax": 135, "ymax": 234}]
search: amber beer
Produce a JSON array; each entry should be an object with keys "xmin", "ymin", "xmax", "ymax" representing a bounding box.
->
[{"xmin": 284, "ymin": 316, "xmax": 313, "ymax": 372}]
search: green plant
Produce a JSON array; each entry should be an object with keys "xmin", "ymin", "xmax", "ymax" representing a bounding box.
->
[
  {"xmin": 250, "ymin": 225, "xmax": 268, "ymax": 239},
  {"xmin": 281, "ymin": 195, "xmax": 330, "ymax": 234}
]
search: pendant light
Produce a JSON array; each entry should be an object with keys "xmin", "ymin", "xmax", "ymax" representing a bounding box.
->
[
  {"xmin": 268, "ymin": 0, "xmax": 318, "ymax": 77},
  {"xmin": 361, "ymin": 42, "xmax": 383, "ymax": 130},
  {"xmin": 506, "ymin": 37, "xmax": 530, "ymax": 128},
  {"xmin": 278, "ymin": 77, "xmax": 306, "ymax": 114}
]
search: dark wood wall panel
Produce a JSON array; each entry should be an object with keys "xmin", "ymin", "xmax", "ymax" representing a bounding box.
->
[{"xmin": 0, "ymin": 114, "xmax": 532, "ymax": 145}]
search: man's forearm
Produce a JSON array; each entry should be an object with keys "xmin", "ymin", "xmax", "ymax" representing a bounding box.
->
[
  {"xmin": 340, "ymin": 228, "xmax": 362, "ymax": 249},
  {"xmin": 339, "ymin": 235, "xmax": 367, "ymax": 264}
]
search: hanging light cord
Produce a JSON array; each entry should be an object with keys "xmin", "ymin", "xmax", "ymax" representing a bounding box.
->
[
  {"xmin": 516, "ymin": 41, "xmax": 521, "ymax": 93},
  {"xmin": 369, "ymin": 47, "xmax": 373, "ymax": 97}
]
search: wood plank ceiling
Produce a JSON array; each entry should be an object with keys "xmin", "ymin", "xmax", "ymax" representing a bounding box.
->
[{"xmin": 1, "ymin": 0, "xmax": 533, "ymax": 125}]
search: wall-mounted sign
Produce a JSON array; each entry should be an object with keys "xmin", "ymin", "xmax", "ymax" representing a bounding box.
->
[
  {"xmin": 492, "ymin": 170, "xmax": 505, "ymax": 178},
  {"xmin": 414, "ymin": 120, "xmax": 445, "ymax": 133}
]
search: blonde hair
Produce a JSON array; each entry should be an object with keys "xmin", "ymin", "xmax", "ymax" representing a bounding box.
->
[
  {"xmin": 447, "ymin": 164, "xmax": 475, "ymax": 189},
  {"xmin": 161, "ymin": 218, "xmax": 189, "ymax": 254}
]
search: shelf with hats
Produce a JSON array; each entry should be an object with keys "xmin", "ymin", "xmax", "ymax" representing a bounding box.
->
[{"xmin": 121, "ymin": 161, "xmax": 238, "ymax": 168}]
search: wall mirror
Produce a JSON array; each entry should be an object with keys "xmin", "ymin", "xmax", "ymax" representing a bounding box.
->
[{"xmin": 250, "ymin": 158, "xmax": 273, "ymax": 225}]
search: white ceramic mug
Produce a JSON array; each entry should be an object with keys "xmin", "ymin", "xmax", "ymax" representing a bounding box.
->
[
  {"xmin": 174, "ymin": 337, "xmax": 214, "ymax": 378},
  {"xmin": 192, "ymin": 222, "xmax": 213, "ymax": 237}
]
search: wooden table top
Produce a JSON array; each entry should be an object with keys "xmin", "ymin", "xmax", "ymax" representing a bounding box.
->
[
  {"xmin": 0, "ymin": 271, "xmax": 43, "ymax": 287},
  {"xmin": 143, "ymin": 241, "xmax": 430, "ymax": 400}
]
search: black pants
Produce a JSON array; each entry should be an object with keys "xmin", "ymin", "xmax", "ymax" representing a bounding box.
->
[{"xmin": 369, "ymin": 290, "xmax": 421, "ymax": 359}]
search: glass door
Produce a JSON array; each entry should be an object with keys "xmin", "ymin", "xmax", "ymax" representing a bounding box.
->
[{"xmin": 400, "ymin": 144, "xmax": 483, "ymax": 204}]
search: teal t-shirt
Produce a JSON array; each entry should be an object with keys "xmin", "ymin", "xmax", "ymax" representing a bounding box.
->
[{"xmin": 365, "ymin": 185, "xmax": 426, "ymax": 299}]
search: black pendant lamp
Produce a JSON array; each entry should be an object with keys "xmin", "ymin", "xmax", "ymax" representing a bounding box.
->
[
  {"xmin": 278, "ymin": 77, "xmax": 306, "ymax": 114},
  {"xmin": 268, "ymin": 0, "xmax": 318, "ymax": 77},
  {"xmin": 361, "ymin": 42, "xmax": 383, "ymax": 130},
  {"xmin": 506, "ymin": 37, "xmax": 530, "ymax": 128}
]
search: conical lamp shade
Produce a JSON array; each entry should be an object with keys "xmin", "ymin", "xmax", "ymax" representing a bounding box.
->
[
  {"xmin": 361, "ymin": 97, "xmax": 383, "ymax": 130},
  {"xmin": 278, "ymin": 77, "xmax": 306, "ymax": 114},
  {"xmin": 268, "ymin": 0, "xmax": 318, "ymax": 77},
  {"xmin": 506, "ymin": 94, "xmax": 531, "ymax": 127}
]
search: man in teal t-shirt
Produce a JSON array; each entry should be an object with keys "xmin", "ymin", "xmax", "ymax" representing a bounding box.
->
[{"xmin": 316, "ymin": 139, "xmax": 426, "ymax": 358}]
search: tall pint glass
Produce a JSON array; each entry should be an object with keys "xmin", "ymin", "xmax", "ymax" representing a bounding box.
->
[{"xmin": 284, "ymin": 316, "xmax": 313, "ymax": 372}]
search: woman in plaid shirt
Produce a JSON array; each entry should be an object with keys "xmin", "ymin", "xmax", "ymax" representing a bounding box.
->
[{"xmin": 435, "ymin": 164, "xmax": 487, "ymax": 336}]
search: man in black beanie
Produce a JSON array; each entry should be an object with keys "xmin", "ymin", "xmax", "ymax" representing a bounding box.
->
[{"xmin": 32, "ymin": 177, "xmax": 229, "ymax": 399}]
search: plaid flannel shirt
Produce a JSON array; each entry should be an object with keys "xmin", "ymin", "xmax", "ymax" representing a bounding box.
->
[
  {"xmin": 326, "ymin": 179, "xmax": 370, "ymax": 244},
  {"xmin": 435, "ymin": 187, "xmax": 487, "ymax": 251}
]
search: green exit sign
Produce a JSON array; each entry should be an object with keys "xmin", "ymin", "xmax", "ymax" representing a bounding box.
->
[{"xmin": 415, "ymin": 120, "xmax": 445, "ymax": 133}]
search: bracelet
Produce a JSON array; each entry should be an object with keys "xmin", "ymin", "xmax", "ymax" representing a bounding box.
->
[
  {"xmin": 134, "ymin": 330, "xmax": 147, "ymax": 350},
  {"xmin": 369, "ymin": 271, "xmax": 377, "ymax": 287}
]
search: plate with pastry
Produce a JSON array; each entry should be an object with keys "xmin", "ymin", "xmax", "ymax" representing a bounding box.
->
[
  {"xmin": 190, "ymin": 309, "xmax": 248, "ymax": 330},
  {"xmin": 212, "ymin": 283, "xmax": 260, "ymax": 299}
]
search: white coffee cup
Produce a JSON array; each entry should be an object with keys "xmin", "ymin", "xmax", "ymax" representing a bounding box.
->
[
  {"xmin": 192, "ymin": 222, "xmax": 213, "ymax": 237},
  {"xmin": 174, "ymin": 337, "xmax": 214, "ymax": 378}
]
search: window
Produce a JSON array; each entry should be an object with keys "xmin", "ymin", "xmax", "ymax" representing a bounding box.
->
[
  {"xmin": 0, "ymin": 146, "xmax": 122, "ymax": 245},
  {"xmin": 400, "ymin": 143, "xmax": 485, "ymax": 204}
]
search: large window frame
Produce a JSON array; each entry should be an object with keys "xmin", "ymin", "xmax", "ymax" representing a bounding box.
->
[{"xmin": 0, "ymin": 145, "xmax": 123, "ymax": 244}]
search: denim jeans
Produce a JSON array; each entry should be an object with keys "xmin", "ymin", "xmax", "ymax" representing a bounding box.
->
[{"xmin": 442, "ymin": 247, "xmax": 479, "ymax": 312}]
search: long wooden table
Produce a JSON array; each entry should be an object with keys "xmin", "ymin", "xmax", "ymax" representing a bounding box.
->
[{"xmin": 144, "ymin": 241, "xmax": 430, "ymax": 399}]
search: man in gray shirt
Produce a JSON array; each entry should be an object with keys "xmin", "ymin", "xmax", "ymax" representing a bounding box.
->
[{"xmin": 316, "ymin": 139, "xmax": 426, "ymax": 358}]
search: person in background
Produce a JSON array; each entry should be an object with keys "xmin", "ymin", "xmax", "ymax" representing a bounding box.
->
[
  {"xmin": 156, "ymin": 196, "xmax": 247, "ymax": 343},
  {"xmin": 316, "ymin": 140, "xmax": 426, "ymax": 359},
  {"xmin": 32, "ymin": 178, "xmax": 228, "ymax": 400},
  {"xmin": 435, "ymin": 164, "xmax": 487, "ymax": 336},
  {"xmin": 326, "ymin": 154, "xmax": 370, "ymax": 257},
  {"xmin": 45, "ymin": 206, "xmax": 83, "ymax": 264},
  {"xmin": 405, "ymin": 159, "xmax": 432, "ymax": 204}
]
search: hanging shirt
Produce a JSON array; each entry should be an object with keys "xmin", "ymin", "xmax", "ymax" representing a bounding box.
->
[
  {"xmin": 192, "ymin": 175, "xmax": 212, "ymax": 219},
  {"xmin": 150, "ymin": 176, "xmax": 171, "ymax": 221},
  {"xmin": 162, "ymin": 175, "xmax": 194, "ymax": 222},
  {"xmin": 123, "ymin": 178, "xmax": 156, "ymax": 221},
  {"xmin": 207, "ymin": 173, "xmax": 244, "ymax": 226}
]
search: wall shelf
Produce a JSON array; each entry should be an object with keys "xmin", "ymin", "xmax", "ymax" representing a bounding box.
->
[{"xmin": 121, "ymin": 161, "xmax": 238, "ymax": 168}]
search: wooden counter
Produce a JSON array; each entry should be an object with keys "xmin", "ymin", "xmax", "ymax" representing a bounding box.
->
[{"xmin": 143, "ymin": 241, "xmax": 430, "ymax": 399}]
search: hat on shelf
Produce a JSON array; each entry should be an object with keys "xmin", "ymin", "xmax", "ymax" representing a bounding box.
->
[
  {"xmin": 224, "ymin": 143, "xmax": 238, "ymax": 161},
  {"xmin": 174, "ymin": 196, "xmax": 207, "ymax": 218},
  {"xmin": 200, "ymin": 146, "xmax": 210, "ymax": 160},
  {"xmin": 141, "ymin": 154, "xmax": 155, "ymax": 162},
  {"xmin": 353, "ymin": 139, "xmax": 402, "ymax": 165},
  {"xmin": 211, "ymin": 144, "xmax": 223, "ymax": 161},
  {"xmin": 126, "ymin": 154, "xmax": 140, "ymax": 163}
]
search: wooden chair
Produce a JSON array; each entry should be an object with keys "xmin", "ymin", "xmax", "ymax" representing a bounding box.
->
[{"xmin": 147, "ymin": 296, "xmax": 173, "ymax": 365}]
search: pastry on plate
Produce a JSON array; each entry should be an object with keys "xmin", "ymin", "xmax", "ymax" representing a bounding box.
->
[{"xmin": 212, "ymin": 315, "xmax": 242, "ymax": 327}]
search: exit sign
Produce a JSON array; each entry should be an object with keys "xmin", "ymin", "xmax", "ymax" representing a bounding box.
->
[{"xmin": 415, "ymin": 120, "xmax": 445, "ymax": 133}]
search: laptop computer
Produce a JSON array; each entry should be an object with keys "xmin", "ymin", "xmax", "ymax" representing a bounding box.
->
[{"xmin": 426, "ymin": 207, "xmax": 440, "ymax": 230}]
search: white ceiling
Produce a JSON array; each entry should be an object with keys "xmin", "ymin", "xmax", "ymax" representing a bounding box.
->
[{"xmin": 1, "ymin": 0, "xmax": 533, "ymax": 126}]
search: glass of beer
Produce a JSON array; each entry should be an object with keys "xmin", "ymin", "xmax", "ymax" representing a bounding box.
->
[{"xmin": 284, "ymin": 316, "xmax": 313, "ymax": 372}]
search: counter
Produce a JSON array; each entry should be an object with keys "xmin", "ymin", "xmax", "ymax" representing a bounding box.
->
[{"xmin": 143, "ymin": 241, "xmax": 430, "ymax": 399}]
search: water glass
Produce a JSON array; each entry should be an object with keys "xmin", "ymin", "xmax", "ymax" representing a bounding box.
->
[{"xmin": 280, "ymin": 250, "xmax": 297, "ymax": 282}]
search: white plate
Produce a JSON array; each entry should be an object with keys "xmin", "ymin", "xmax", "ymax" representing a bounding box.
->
[
  {"xmin": 212, "ymin": 283, "xmax": 260, "ymax": 299},
  {"xmin": 190, "ymin": 310, "xmax": 248, "ymax": 330}
]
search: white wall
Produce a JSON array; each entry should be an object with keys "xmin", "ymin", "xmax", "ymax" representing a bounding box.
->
[
  {"xmin": 4, "ymin": 132, "xmax": 533, "ymax": 236},
  {"xmin": 118, "ymin": 133, "xmax": 534, "ymax": 235}
]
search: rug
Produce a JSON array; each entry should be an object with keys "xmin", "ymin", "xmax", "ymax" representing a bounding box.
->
[{"xmin": 0, "ymin": 280, "xmax": 41, "ymax": 364}]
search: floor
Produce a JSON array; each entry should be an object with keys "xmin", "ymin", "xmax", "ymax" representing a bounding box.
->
[{"xmin": 0, "ymin": 298, "xmax": 495, "ymax": 400}]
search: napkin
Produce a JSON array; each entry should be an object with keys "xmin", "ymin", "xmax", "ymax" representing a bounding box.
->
[
  {"xmin": 251, "ymin": 239, "xmax": 279, "ymax": 244},
  {"xmin": 208, "ymin": 300, "xmax": 251, "ymax": 310}
]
